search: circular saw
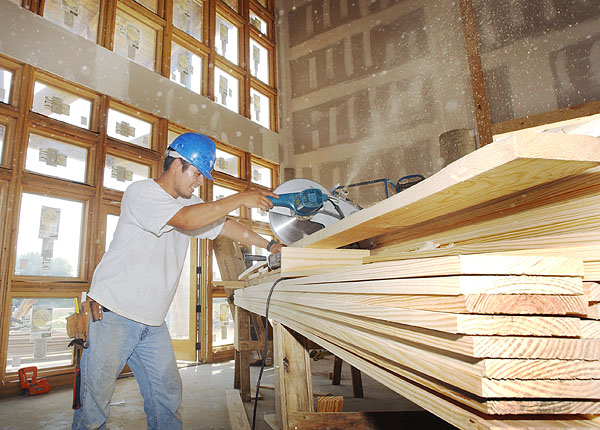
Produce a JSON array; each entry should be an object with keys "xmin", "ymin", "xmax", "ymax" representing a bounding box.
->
[{"xmin": 267, "ymin": 179, "xmax": 360, "ymax": 245}]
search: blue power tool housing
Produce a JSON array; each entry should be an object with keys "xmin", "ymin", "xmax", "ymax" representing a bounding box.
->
[{"xmin": 267, "ymin": 188, "xmax": 328, "ymax": 217}]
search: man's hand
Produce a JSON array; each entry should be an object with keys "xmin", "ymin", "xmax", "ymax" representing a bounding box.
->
[
  {"xmin": 241, "ymin": 189, "xmax": 278, "ymax": 212},
  {"xmin": 269, "ymin": 242, "xmax": 285, "ymax": 254}
]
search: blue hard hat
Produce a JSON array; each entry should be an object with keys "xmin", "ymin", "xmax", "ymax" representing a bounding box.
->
[{"xmin": 168, "ymin": 132, "xmax": 216, "ymax": 181}]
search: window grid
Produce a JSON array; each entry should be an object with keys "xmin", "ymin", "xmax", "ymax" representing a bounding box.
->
[
  {"xmin": 0, "ymin": 54, "xmax": 279, "ymax": 387},
  {"xmin": 32, "ymin": 0, "xmax": 278, "ymax": 130}
]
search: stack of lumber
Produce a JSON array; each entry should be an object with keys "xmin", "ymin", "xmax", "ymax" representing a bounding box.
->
[
  {"xmin": 235, "ymin": 254, "xmax": 600, "ymax": 428},
  {"xmin": 234, "ymin": 132, "xmax": 600, "ymax": 429}
]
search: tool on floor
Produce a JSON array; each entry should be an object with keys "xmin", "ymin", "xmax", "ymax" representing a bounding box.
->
[{"xmin": 18, "ymin": 366, "xmax": 50, "ymax": 396}]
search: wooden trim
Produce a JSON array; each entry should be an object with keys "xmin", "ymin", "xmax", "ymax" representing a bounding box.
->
[
  {"xmin": 492, "ymin": 100, "xmax": 600, "ymax": 137},
  {"xmin": 459, "ymin": 0, "xmax": 492, "ymax": 146},
  {"xmin": 0, "ymin": 54, "xmax": 25, "ymax": 109}
]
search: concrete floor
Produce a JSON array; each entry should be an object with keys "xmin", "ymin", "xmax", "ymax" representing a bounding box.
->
[{"xmin": 0, "ymin": 354, "xmax": 455, "ymax": 429}]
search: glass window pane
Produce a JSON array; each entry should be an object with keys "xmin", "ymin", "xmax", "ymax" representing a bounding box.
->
[
  {"xmin": 214, "ymin": 67, "xmax": 239, "ymax": 113},
  {"xmin": 167, "ymin": 130, "xmax": 180, "ymax": 146},
  {"xmin": 114, "ymin": 10, "xmax": 158, "ymax": 71},
  {"xmin": 173, "ymin": 0, "xmax": 203, "ymax": 41},
  {"xmin": 105, "ymin": 214, "xmax": 119, "ymax": 252},
  {"xmin": 15, "ymin": 193, "xmax": 83, "ymax": 277},
  {"xmin": 212, "ymin": 252, "xmax": 221, "ymax": 281},
  {"xmin": 32, "ymin": 82, "xmax": 93, "ymax": 129},
  {"xmin": 251, "ymin": 162, "xmax": 272, "ymax": 187},
  {"xmin": 213, "ymin": 185, "xmax": 240, "ymax": 216},
  {"xmin": 42, "ymin": 0, "xmax": 100, "ymax": 43},
  {"xmin": 249, "ymin": 11, "xmax": 267, "ymax": 35},
  {"xmin": 251, "ymin": 207, "xmax": 269, "ymax": 223},
  {"xmin": 212, "ymin": 297, "xmax": 233, "ymax": 346},
  {"xmin": 167, "ymin": 244, "xmax": 191, "ymax": 339},
  {"xmin": 220, "ymin": 0, "xmax": 238, "ymax": 12},
  {"xmin": 25, "ymin": 133, "xmax": 88, "ymax": 183},
  {"xmin": 215, "ymin": 15, "xmax": 239, "ymax": 65},
  {"xmin": 250, "ymin": 88, "xmax": 270, "ymax": 129},
  {"xmin": 6, "ymin": 297, "xmax": 76, "ymax": 373},
  {"xmin": 0, "ymin": 68, "xmax": 13, "ymax": 104},
  {"xmin": 256, "ymin": 0, "xmax": 267, "ymax": 8},
  {"xmin": 0, "ymin": 124, "xmax": 5, "ymax": 165},
  {"xmin": 107, "ymin": 108, "xmax": 152, "ymax": 148},
  {"xmin": 133, "ymin": 0, "xmax": 157, "ymax": 14},
  {"xmin": 214, "ymin": 148, "xmax": 239, "ymax": 177},
  {"xmin": 170, "ymin": 43, "xmax": 203, "ymax": 94},
  {"xmin": 250, "ymin": 39, "xmax": 269, "ymax": 84},
  {"xmin": 104, "ymin": 155, "xmax": 150, "ymax": 192}
]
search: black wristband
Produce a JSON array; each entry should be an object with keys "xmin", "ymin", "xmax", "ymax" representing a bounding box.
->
[{"xmin": 266, "ymin": 239, "xmax": 277, "ymax": 252}]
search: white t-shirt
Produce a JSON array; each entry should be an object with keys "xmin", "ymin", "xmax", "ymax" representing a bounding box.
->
[{"xmin": 89, "ymin": 179, "xmax": 225, "ymax": 325}]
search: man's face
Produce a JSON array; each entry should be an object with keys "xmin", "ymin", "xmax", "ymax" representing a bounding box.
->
[{"xmin": 175, "ymin": 161, "xmax": 204, "ymax": 198}]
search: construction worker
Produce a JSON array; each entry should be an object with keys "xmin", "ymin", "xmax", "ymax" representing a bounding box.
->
[{"xmin": 72, "ymin": 132, "xmax": 283, "ymax": 430}]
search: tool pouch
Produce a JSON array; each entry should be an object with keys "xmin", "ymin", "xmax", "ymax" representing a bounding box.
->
[{"xmin": 66, "ymin": 301, "xmax": 92, "ymax": 348}]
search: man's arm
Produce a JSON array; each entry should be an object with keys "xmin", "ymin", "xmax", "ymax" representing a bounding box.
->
[
  {"xmin": 167, "ymin": 189, "xmax": 277, "ymax": 231},
  {"xmin": 219, "ymin": 219, "xmax": 284, "ymax": 254}
]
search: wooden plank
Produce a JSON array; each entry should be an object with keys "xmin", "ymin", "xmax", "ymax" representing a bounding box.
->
[
  {"xmin": 237, "ymin": 296, "xmax": 600, "ymax": 360},
  {"xmin": 288, "ymin": 411, "xmax": 463, "ymax": 430},
  {"xmin": 234, "ymin": 307, "xmax": 252, "ymax": 402},
  {"xmin": 315, "ymin": 396, "xmax": 344, "ymax": 412},
  {"xmin": 293, "ymin": 132, "xmax": 600, "ymax": 249},
  {"xmin": 581, "ymin": 320, "xmax": 600, "ymax": 339},
  {"xmin": 268, "ymin": 318, "xmax": 600, "ymax": 428},
  {"xmin": 281, "ymin": 254, "xmax": 585, "ymax": 283},
  {"xmin": 585, "ymin": 262, "xmax": 600, "ymax": 281},
  {"xmin": 213, "ymin": 236, "xmax": 247, "ymax": 281},
  {"xmin": 276, "ymin": 275, "xmax": 583, "ymax": 296},
  {"xmin": 241, "ymin": 291, "xmax": 582, "ymax": 337},
  {"xmin": 238, "ymin": 297, "xmax": 600, "ymax": 400},
  {"xmin": 587, "ymin": 303, "xmax": 600, "ymax": 320},
  {"xmin": 239, "ymin": 297, "xmax": 600, "ymax": 415},
  {"xmin": 584, "ymin": 282, "xmax": 600, "ymax": 302},
  {"xmin": 459, "ymin": 0, "xmax": 493, "ymax": 146},
  {"xmin": 279, "ymin": 247, "xmax": 369, "ymax": 276},
  {"xmin": 246, "ymin": 290, "xmax": 587, "ymax": 316},
  {"xmin": 238, "ymin": 261, "xmax": 268, "ymax": 281},
  {"xmin": 273, "ymin": 322, "xmax": 313, "ymax": 430},
  {"xmin": 366, "ymin": 167, "xmax": 600, "ymax": 256},
  {"xmin": 226, "ymin": 390, "xmax": 251, "ymax": 430},
  {"xmin": 264, "ymin": 413, "xmax": 280, "ymax": 430}
]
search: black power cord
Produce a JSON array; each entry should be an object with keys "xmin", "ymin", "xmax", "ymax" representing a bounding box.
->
[{"xmin": 252, "ymin": 277, "xmax": 284, "ymax": 430}]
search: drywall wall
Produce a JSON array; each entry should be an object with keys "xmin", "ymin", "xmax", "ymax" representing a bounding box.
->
[
  {"xmin": 0, "ymin": 0, "xmax": 280, "ymax": 163},
  {"xmin": 475, "ymin": 0, "xmax": 600, "ymax": 123},
  {"xmin": 276, "ymin": 0, "xmax": 600, "ymax": 207},
  {"xmin": 276, "ymin": 0, "xmax": 476, "ymax": 207}
]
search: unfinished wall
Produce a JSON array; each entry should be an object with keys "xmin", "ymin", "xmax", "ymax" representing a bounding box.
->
[
  {"xmin": 276, "ymin": 0, "xmax": 476, "ymax": 207},
  {"xmin": 474, "ymin": 0, "xmax": 600, "ymax": 123}
]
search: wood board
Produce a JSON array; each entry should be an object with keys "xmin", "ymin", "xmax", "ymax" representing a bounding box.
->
[{"xmin": 293, "ymin": 132, "xmax": 600, "ymax": 249}]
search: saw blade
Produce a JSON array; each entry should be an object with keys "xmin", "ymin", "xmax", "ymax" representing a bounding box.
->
[{"xmin": 268, "ymin": 211, "xmax": 325, "ymax": 245}]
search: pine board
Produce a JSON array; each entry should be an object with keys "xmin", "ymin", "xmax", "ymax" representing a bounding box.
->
[
  {"xmin": 242, "ymin": 291, "xmax": 587, "ymax": 315},
  {"xmin": 252, "ymin": 276, "xmax": 584, "ymax": 298},
  {"xmin": 236, "ymin": 294, "xmax": 600, "ymax": 360},
  {"xmin": 293, "ymin": 132, "xmax": 600, "ymax": 249},
  {"xmin": 237, "ymin": 295, "xmax": 599, "ymax": 399},
  {"xmin": 240, "ymin": 290, "xmax": 582, "ymax": 336},
  {"xmin": 280, "ymin": 254, "xmax": 584, "ymax": 283},
  {"xmin": 242, "ymin": 300, "xmax": 600, "ymax": 427},
  {"xmin": 225, "ymin": 390, "xmax": 251, "ymax": 430},
  {"xmin": 279, "ymin": 247, "xmax": 369, "ymax": 276},
  {"xmin": 584, "ymin": 282, "xmax": 600, "ymax": 302}
]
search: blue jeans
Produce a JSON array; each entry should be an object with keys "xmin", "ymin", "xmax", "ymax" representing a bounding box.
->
[{"xmin": 72, "ymin": 310, "xmax": 182, "ymax": 430}]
